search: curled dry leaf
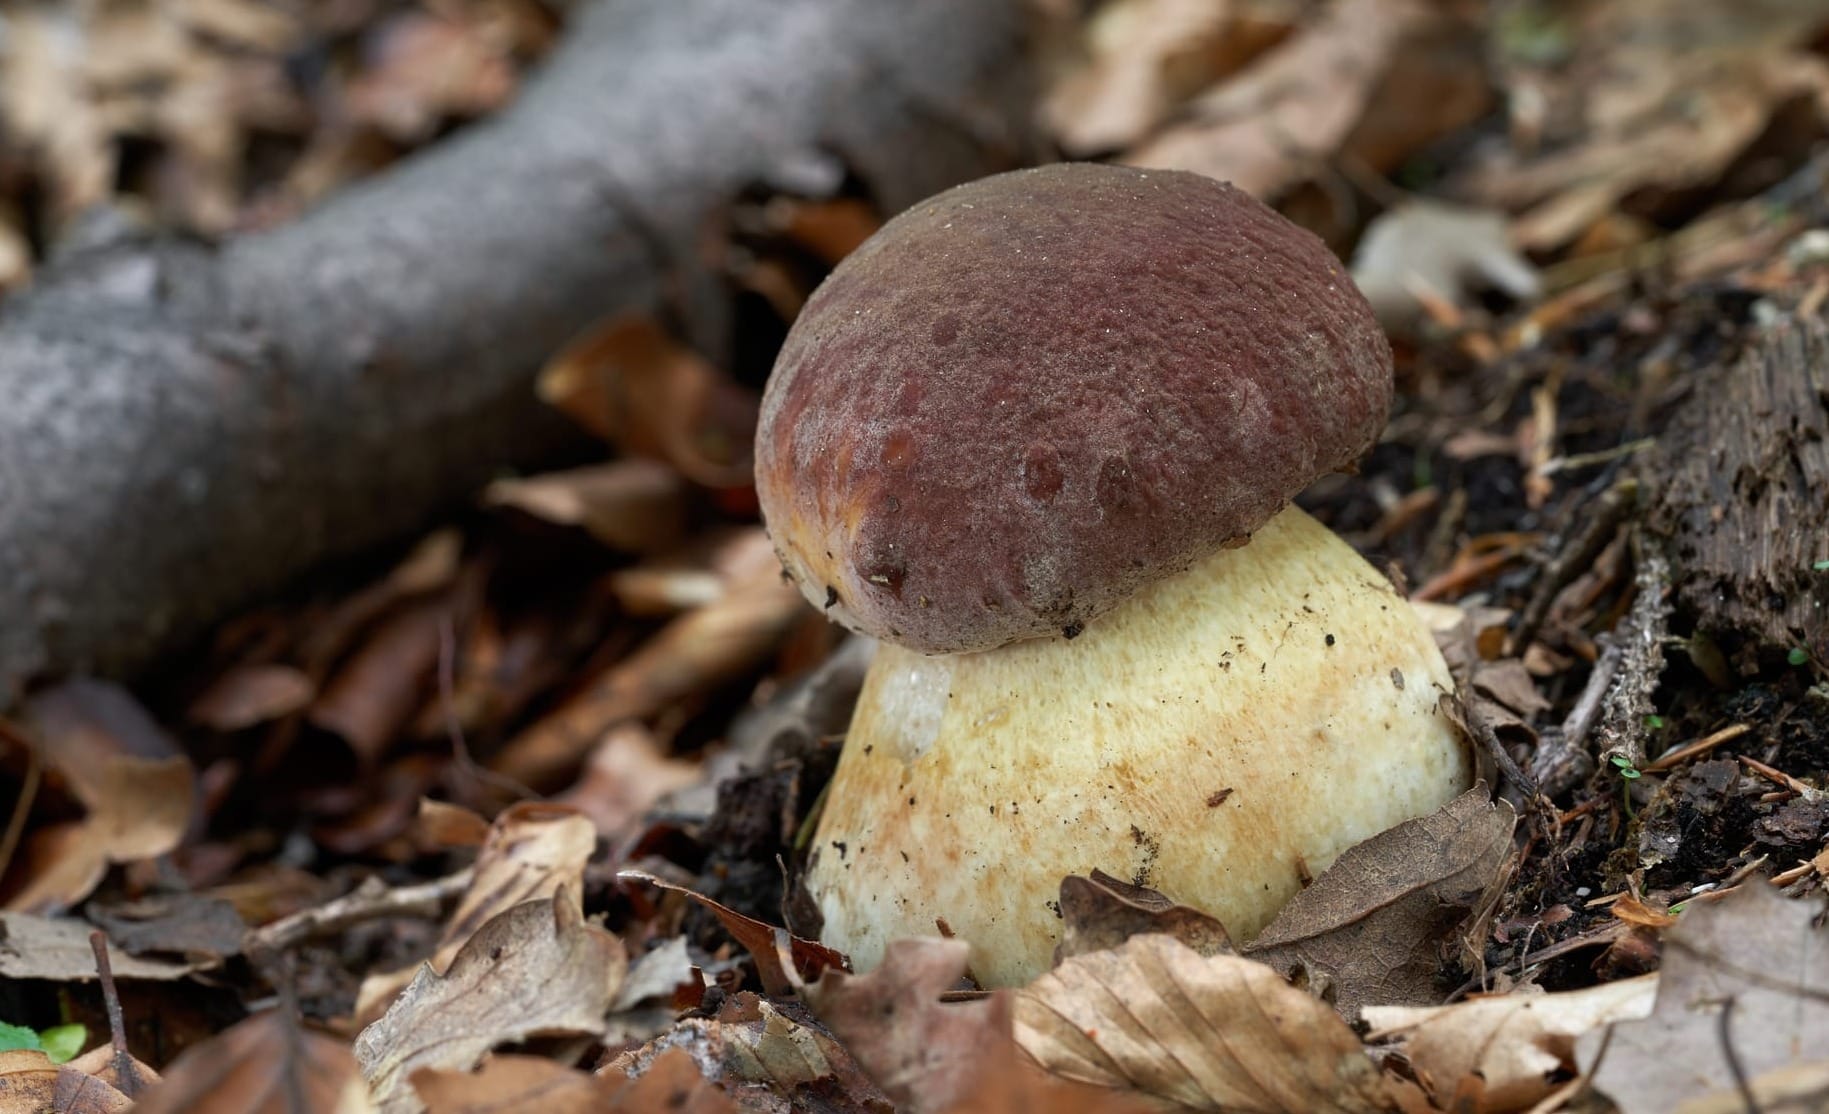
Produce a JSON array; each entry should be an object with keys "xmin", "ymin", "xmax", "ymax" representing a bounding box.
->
[
  {"xmin": 536, "ymin": 315, "xmax": 760, "ymax": 489},
  {"xmin": 599, "ymin": 1047, "xmax": 738, "ymax": 1114},
  {"xmin": 7, "ymin": 680, "xmax": 195, "ymax": 914},
  {"xmin": 0, "ymin": 912, "xmax": 201, "ymax": 981},
  {"xmin": 436, "ymin": 804, "xmax": 597, "ymax": 960},
  {"xmin": 1243, "ymin": 787, "xmax": 1515, "ymax": 1021},
  {"xmin": 355, "ymin": 893, "xmax": 625, "ymax": 1114},
  {"xmin": 482, "ymin": 459, "xmax": 688, "ymax": 555},
  {"xmin": 494, "ymin": 533, "xmax": 808, "ymax": 788},
  {"xmin": 0, "ymin": 1049, "xmax": 132, "ymax": 1114},
  {"xmin": 355, "ymin": 803, "xmax": 596, "ymax": 1020},
  {"xmin": 1056, "ymin": 870, "xmax": 1233, "ymax": 962},
  {"xmin": 619, "ymin": 870, "xmax": 845, "ymax": 995},
  {"xmin": 1578, "ymin": 882, "xmax": 1829, "ymax": 1114},
  {"xmin": 1363, "ymin": 976, "xmax": 1656, "ymax": 1112},
  {"xmin": 187, "ymin": 664, "xmax": 316, "ymax": 732},
  {"xmin": 553, "ymin": 724, "xmax": 702, "ymax": 841},
  {"xmin": 308, "ymin": 597, "xmax": 450, "ymax": 766},
  {"xmin": 343, "ymin": 11, "xmax": 517, "ymax": 142},
  {"xmin": 611, "ymin": 935, "xmax": 697, "ymax": 1012},
  {"xmin": 411, "ymin": 1055, "xmax": 618, "ymax": 1114},
  {"xmin": 1043, "ymin": 0, "xmax": 1258, "ymax": 156},
  {"xmin": 1015, "ymin": 934, "xmax": 1423, "ymax": 1113},
  {"xmin": 801, "ymin": 937, "xmax": 1007, "ymax": 1114},
  {"xmin": 131, "ymin": 1011, "xmax": 373, "ymax": 1114},
  {"xmin": 611, "ymin": 991, "xmax": 889, "ymax": 1108},
  {"xmin": 1126, "ymin": 0, "xmax": 1432, "ymax": 199}
]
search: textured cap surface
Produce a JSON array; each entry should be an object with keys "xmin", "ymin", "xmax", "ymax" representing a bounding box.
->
[{"xmin": 756, "ymin": 162, "xmax": 1392, "ymax": 653}]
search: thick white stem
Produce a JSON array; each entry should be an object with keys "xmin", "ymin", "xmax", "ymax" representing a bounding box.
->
[{"xmin": 807, "ymin": 505, "xmax": 1472, "ymax": 986}]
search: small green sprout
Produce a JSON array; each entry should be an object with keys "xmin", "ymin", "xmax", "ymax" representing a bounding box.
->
[
  {"xmin": 1789, "ymin": 647, "xmax": 1811, "ymax": 667},
  {"xmin": 1813, "ymin": 559, "xmax": 1829, "ymax": 571},
  {"xmin": 1644, "ymin": 714, "xmax": 1666, "ymax": 730},
  {"xmin": 1611, "ymin": 754, "xmax": 1642, "ymax": 819}
]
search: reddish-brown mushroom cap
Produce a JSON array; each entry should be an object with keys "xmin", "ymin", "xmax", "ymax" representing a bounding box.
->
[{"xmin": 755, "ymin": 162, "xmax": 1392, "ymax": 653}]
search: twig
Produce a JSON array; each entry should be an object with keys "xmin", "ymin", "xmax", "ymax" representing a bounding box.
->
[
  {"xmin": 1562, "ymin": 642, "xmax": 1621, "ymax": 751},
  {"xmin": 245, "ymin": 867, "xmax": 474, "ymax": 955},
  {"xmin": 1506, "ymin": 477, "xmax": 1639, "ymax": 656},
  {"xmin": 89, "ymin": 931, "xmax": 143, "ymax": 1099},
  {"xmin": 1644, "ymin": 723, "xmax": 1753, "ymax": 773},
  {"xmin": 1465, "ymin": 698, "xmax": 1541, "ymax": 803},
  {"xmin": 1738, "ymin": 755, "xmax": 1818, "ymax": 800}
]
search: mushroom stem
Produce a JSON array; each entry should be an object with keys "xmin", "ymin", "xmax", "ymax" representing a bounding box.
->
[{"xmin": 806, "ymin": 505, "xmax": 1471, "ymax": 987}]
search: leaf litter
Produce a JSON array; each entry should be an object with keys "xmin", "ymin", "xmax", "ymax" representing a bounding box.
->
[{"xmin": 5, "ymin": 0, "xmax": 1829, "ymax": 1110}]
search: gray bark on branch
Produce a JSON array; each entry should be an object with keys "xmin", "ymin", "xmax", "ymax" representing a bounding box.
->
[{"xmin": 0, "ymin": 0, "xmax": 1037, "ymax": 700}]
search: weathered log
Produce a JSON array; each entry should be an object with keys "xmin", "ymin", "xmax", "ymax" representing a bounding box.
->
[
  {"xmin": 0, "ymin": 0, "xmax": 1037, "ymax": 700},
  {"xmin": 1649, "ymin": 309, "xmax": 1829, "ymax": 662}
]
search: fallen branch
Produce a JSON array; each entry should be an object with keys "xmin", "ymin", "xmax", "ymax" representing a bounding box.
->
[
  {"xmin": 245, "ymin": 868, "xmax": 475, "ymax": 957},
  {"xmin": 0, "ymin": 0, "xmax": 1036, "ymax": 700}
]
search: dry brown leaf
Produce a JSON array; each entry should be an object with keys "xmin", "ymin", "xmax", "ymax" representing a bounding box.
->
[
  {"xmin": 354, "ymin": 893, "xmax": 625, "ymax": 1114},
  {"xmin": 187, "ymin": 664, "xmax": 316, "ymax": 732},
  {"xmin": 0, "ymin": 912, "xmax": 201, "ymax": 981},
  {"xmin": 356, "ymin": 803, "xmax": 596, "ymax": 1021},
  {"xmin": 1017, "ymin": 934, "xmax": 1422, "ymax": 1112},
  {"xmin": 0, "ymin": 1049, "xmax": 132, "ymax": 1114},
  {"xmin": 410, "ymin": 800, "xmax": 492, "ymax": 850},
  {"xmin": 619, "ymin": 870, "xmax": 845, "ymax": 995},
  {"xmin": 611, "ymin": 935, "xmax": 697, "ymax": 1012},
  {"xmin": 1044, "ymin": 0, "xmax": 1247, "ymax": 155},
  {"xmin": 344, "ymin": 12, "xmax": 516, "ymax": 142},
  {"xmin": 436, "ymin": 804, "xmax": 597, "ymax": 962},
  {"xmin": 801, "ymin": 937, "xmax": 1008, "ymax": 1114},
  {"xmin": 1124, "ymin": 0, "xmax": 1430, "ymax": 199},
  {"xmin": 1608, "ymin": 895, "xmax": 1678, "ymax": 929},
  {"xmin": 1467, "ymin": 0, "xmax": 1829, "ymax": 250},
  {"xmin": 599, "ymin": 1047, "xmax": 738, "ymax": 1113},
  {"xmin": 552, "ymin": 724, "xmax": 701, "ymax": 840},
  {"xmin": 536, "ymin": 315, "xmax": 760, "ymax": 488},
  {"xmin": 0, "ymin": 9, "xmax": 114, "ymax": 220},
  {"xmin": 308, "ymin": 598, "xmax": 449, "ymax": 765},
  {"xmin": 6, "ymin": 681, "xmax": 196, "ymax": 913},
  {"xmin": 411, "ymin": 1055, "xmax": 619, "ymax": 1113},
  {"xmin": 131, "ymin": 1011, "xmax": 373, "ymax": 1114},
  {"xmin": 1579, "ymin": 882, "xmax": 1829, "ymax": 1114},
  {"xmin": 609, "ymin": 527, "xmax": 781, "ymax": 617},
  {"xmin": 1056, "ymin": 870, "xmax": 1233, "ymax": 962},
  {"xmin": 795, "ymin": 940, "xmax": 1155, "ymax": 1113},
  {"xmin": 61, "ymin": 1045, "xmax": 159, "ymax": 1099},
  {"xmin": 87, "ymin": 892, "xmax": 247, "ymax": 963},
  {"xmin": 172, "ymin": 0, "xmax": 299, "ymax": 51},
  {"xmin": 0, "ymin": 203, "xmax": 30, "ymax": 292},
  {"xmin": 1243, "ymin": 788, "xmax": 1515, "ymax": 1020},
  {"xmin": 482, "ymin": 460, "xmax": 688, "ymax": 555},
  {"xmin": 493, "ymin": 534, "xmax": 807, "ymax": 788},
  {"xmin": 1363, "ymin": 976, "xmax": 1656, "ymax": 1112}
]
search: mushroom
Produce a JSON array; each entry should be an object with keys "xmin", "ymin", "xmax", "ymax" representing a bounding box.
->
[{"xmin": 755, "ymin": 163, "xmax": 1471, "ymax": 987}]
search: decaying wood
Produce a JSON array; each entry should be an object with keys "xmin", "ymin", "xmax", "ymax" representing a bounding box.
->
[
  {"xmin": 1649, "ymin": 309, "xmax": 1829, "ymax": 660},
  {"xmin": 0, "ymin": 0, "xmax": 1037, "ymax": 701}
]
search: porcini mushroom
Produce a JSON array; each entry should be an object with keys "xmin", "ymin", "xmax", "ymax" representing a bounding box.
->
[{"xmin": 756, "ymin": 163, "xmax": 1471, "ymax": 987}]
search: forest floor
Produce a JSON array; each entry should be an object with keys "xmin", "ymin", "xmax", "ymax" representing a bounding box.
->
[{"xmin": 2, "ymin": 1, "xmax": 1828, "ymax": 1111}]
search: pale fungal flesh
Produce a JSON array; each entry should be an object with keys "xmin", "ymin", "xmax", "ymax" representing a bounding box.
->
[{"xmin": 805, "ymin": 505, "xmax": 1472, "ymax": 987}]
